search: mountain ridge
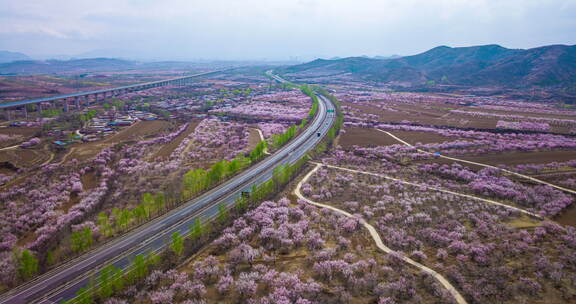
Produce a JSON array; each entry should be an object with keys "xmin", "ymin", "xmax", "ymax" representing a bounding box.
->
[
  {"xmin": 0, "ymin": 50, "xmax": 30, "ymax": 63},
  {"xmin": 281, "ymin": 44, "xmax": 576, "ymax": 89}
]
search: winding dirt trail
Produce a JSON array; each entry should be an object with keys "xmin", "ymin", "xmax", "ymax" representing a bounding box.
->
[
  {"xmin": 251, "ymin": 127, "xmax": 271, "ymax": 155},
  {"xmin": 0, "ymin": 144, "xmax": 19, "ymax": 151},
  {"xmin": 39, "ymin": 151, "xmax": 55, "ymax": 167},
  {"xmin": 376, "ymin": 129, "xmax": 576, "ymax": 196},
  {"xmin": 294, "ymin": 163, "xmax": 468, "ymax": 304},
  {"xmin": 312, "ymin": 162, "xmax": 543, "ymax": 219}
]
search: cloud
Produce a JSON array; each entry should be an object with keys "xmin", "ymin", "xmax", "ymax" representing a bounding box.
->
[{"xmin": 0, "ymin": 0, "xmax": 574, "ymax": 60}]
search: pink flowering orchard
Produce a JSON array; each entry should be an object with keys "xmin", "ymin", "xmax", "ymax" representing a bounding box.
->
[
  {"xmin": 0, "ymin": 39, "xmax": 575, "ymax": 304},
  {"xmin": 0, "ymin": 77, "xmax": 316, "ymax": 290}
]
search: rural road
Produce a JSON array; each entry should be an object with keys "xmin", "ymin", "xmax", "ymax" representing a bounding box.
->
[
  {"xmin": 0, "ymin": 73, "xmax": 336, "ymax": 304},
  {"xmin": 294, "ymin": 163, "xmax": 468, "ymax": 304},
  {"xmin": 311, "ymin": 162, "xmax": 542, "ymax": 219},
  {"xmin": 0, "ymin": 144, "xmax": 19, "ymax": 151},
  {"xmin": 377, "ymin": 129, "xmax": 576, "ymax": 196}
]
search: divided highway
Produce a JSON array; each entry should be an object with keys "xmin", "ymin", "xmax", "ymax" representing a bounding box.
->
[{"xmin": 0, "ymin": 73, "xmax": 335, "ymax": 304}]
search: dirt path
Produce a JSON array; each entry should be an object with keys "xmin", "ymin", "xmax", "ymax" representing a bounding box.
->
[
  {"xmin": 39, "ymin": 150, "xmax": 55, "ymax": 166},
  {"xmin": 314, "ymin": 162, "xmax": 543, "ymax": 218},
  {"xmin": 251, "ymin": 127, "xmax": 270, "ymax": 155},
  {"xmin": 59, "ymin": 147, "xmax": 75, "ymax": 164},
  {"xmin": 530, "ymin": 170, "xmax": 576, "ymax": 177},
  {"xmin": 0, "ymin": 144, "xmax": 19, "ymax": 151},
  {"xmin": 294, "ymin": 163, "xmax": 468, "ymax": 304},
  {"xmin": 377, "ymin": 129, "xmax": 576, "ymax": 196},
  {"xmin": 153, "ymin": 122, "xmax": 199, "ymax": 160}
]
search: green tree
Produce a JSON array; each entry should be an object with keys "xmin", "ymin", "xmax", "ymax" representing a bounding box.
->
[
  {"xmin": 217, "ymin": 202, "xmax": 228, "ymax": 224},
  {"xmin": 75, "ymin": 287, "xmax": 93, "ymax": 304},
  {"xmin": 273, "ymin": 164, "xmax": 291, "ymax": 187},
  {"xmin": 41, "ymin": 108, "xmax": 62, "ymax": 118},
  {"xmin": 207, "ymin": 160, "xmax": 226, "ymax": 186},
  {"xmin": 78, "ymin": 113, "xmax": 89, "ymax": 123},
  {"xmin": 111, "ymin": 266, "xmax": 125, "ymax": 293},
  {"xmin": 97, "ymin": 265, "xmax": 115, "ymax": 299},
  {"xmin": 235, "ymin": 195, "xmax": 248, "ymax": 212},
  {"xmin": 182, "ymin": 168, "xmax": 208, "ymax": 198},
  {"xmin": 271, "ymin": 125, "xmax": 297, "ymax": 149},
  {"xmin": 142, "ymin": 192, "xmax": 154, "ymax": 219},
  {"xmin": 132, "ymin": 254, "xmax": 147, "ymax": 280},
  {"xmin": 119, "ymin": 209, "xmax": 131, "ymax": 230},
  {"xmin": 16, "ymin": 249, "xmax": 39, "ymax": 280},
  {"xmin": 71, "ymin": 227, "xmax": 93, "ymax": 253},
  {"xmin": 170, "ymin": 231, "xmax": 184, "ymax": 256},
  {"xmin": 71, "ymin": 230, "xmax": 84, "ymax": 253},
  {"xmin": 132, "ymin": 205, "xmax": 146, "ymax": 223},
  {"xmin": 87, "ymin": 109, "xmax": 97, "ymax": 119},
  {"xmin": 249, "ymin": 140, "xmax": 267, "ymax": 162},
  {"xmin": 226, "ymin": 159, "xmax": 240, "ymax": 177},
  {"xmin": 46, "ymin": 250, "xmax": 55, "ymax": 266},
  {"xmin": 235, "ymin": 154, "xmax": 250, "ymax": 169},
  {"xmin": 97, "ymin": 212, "xmax": 112, "ymax": 237},
  {"xmin": 111, "ymin": 99, "xmax": 125, "ymax": 109},
  {"xmin": 111, "ymin": 208, "xmax": 122, "ymax": 230},
  {"xmin": 154, "ymin": 193, "xmax": 165, "ymax": 213},
  {"xmin": 67, "ymin": 132, "xmax": 78, "ymax": 141},
  {"xmin": 189, "ymin": 218, "xmax": 204, "ymax": 240},
  {"xmin": 83, "ymin": 227, "xmax": 93, "ymax": 248},
  {"xmin": 146, "ymin": 251, "xmax": 161, "ymax": 266},
  {"xmin": 299, "ymin": 118, "xmax": 308, "ymax": 129}
]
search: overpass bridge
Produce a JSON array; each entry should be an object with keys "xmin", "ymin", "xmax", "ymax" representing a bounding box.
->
[{"xmin": 0, "ymin": 70, "xmax": 223, "ymax": 120}]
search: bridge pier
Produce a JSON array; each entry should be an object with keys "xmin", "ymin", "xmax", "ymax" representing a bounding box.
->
[
  {"xmin": 63, "ymin": 99, "xmax": 70, "ymax": 112},
  {"xmin": 0, "ymin": 71, "xmax": 213, "ymax": 121}
]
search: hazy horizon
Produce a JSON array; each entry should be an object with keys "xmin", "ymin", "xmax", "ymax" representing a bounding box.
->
[{"xmin": 1, "ymin": 0, "xmax": 575, "ymax": 61}]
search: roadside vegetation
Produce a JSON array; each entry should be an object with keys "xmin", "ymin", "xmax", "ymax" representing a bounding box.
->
[
  {"xmin": 71, "ymin": 81, "xmax": 576, "ymax": 304},
  {"xmin": 3, "ymin": 69, "xmax": 576, "ymax": 304},
  {"xmin": 0, "ymin": 74, "xmax": 321, "ymax": 293}
]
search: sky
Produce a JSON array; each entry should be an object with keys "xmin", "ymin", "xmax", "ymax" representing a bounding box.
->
[{"xmin": 0, "ymin": 0, "xmax": 575, "ymax": 61}]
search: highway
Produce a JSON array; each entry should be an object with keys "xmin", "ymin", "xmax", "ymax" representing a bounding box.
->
[
  {"xmin": 0, "ymin": 70, "xmax": 225, "ymax": 110},
  {"xmin": 0, "ymin": 73, "xmax": 335, "ymax": 304}
]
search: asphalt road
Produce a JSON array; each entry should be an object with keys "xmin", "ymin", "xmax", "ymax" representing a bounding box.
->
[{"xmin": 0, "ymin": 73, "xmax": 335, "ymax": 304}]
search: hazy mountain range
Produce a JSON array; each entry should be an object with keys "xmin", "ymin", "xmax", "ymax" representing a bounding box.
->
[
  {"xmin": 2, "ymin": 44, "xmax": 575, "ymax": 93},
  {"xmin": 0, "ymin": 51, "xmax": 30, "ymax": 63},
  {"xmin": 281, "ymin": 44, "xmax": 576, "ymax": 89}
]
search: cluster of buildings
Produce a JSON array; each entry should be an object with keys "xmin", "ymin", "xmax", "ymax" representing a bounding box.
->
[{"xmin": 80, "ymin": 110, "xmax": 157, "ymax": 142}]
